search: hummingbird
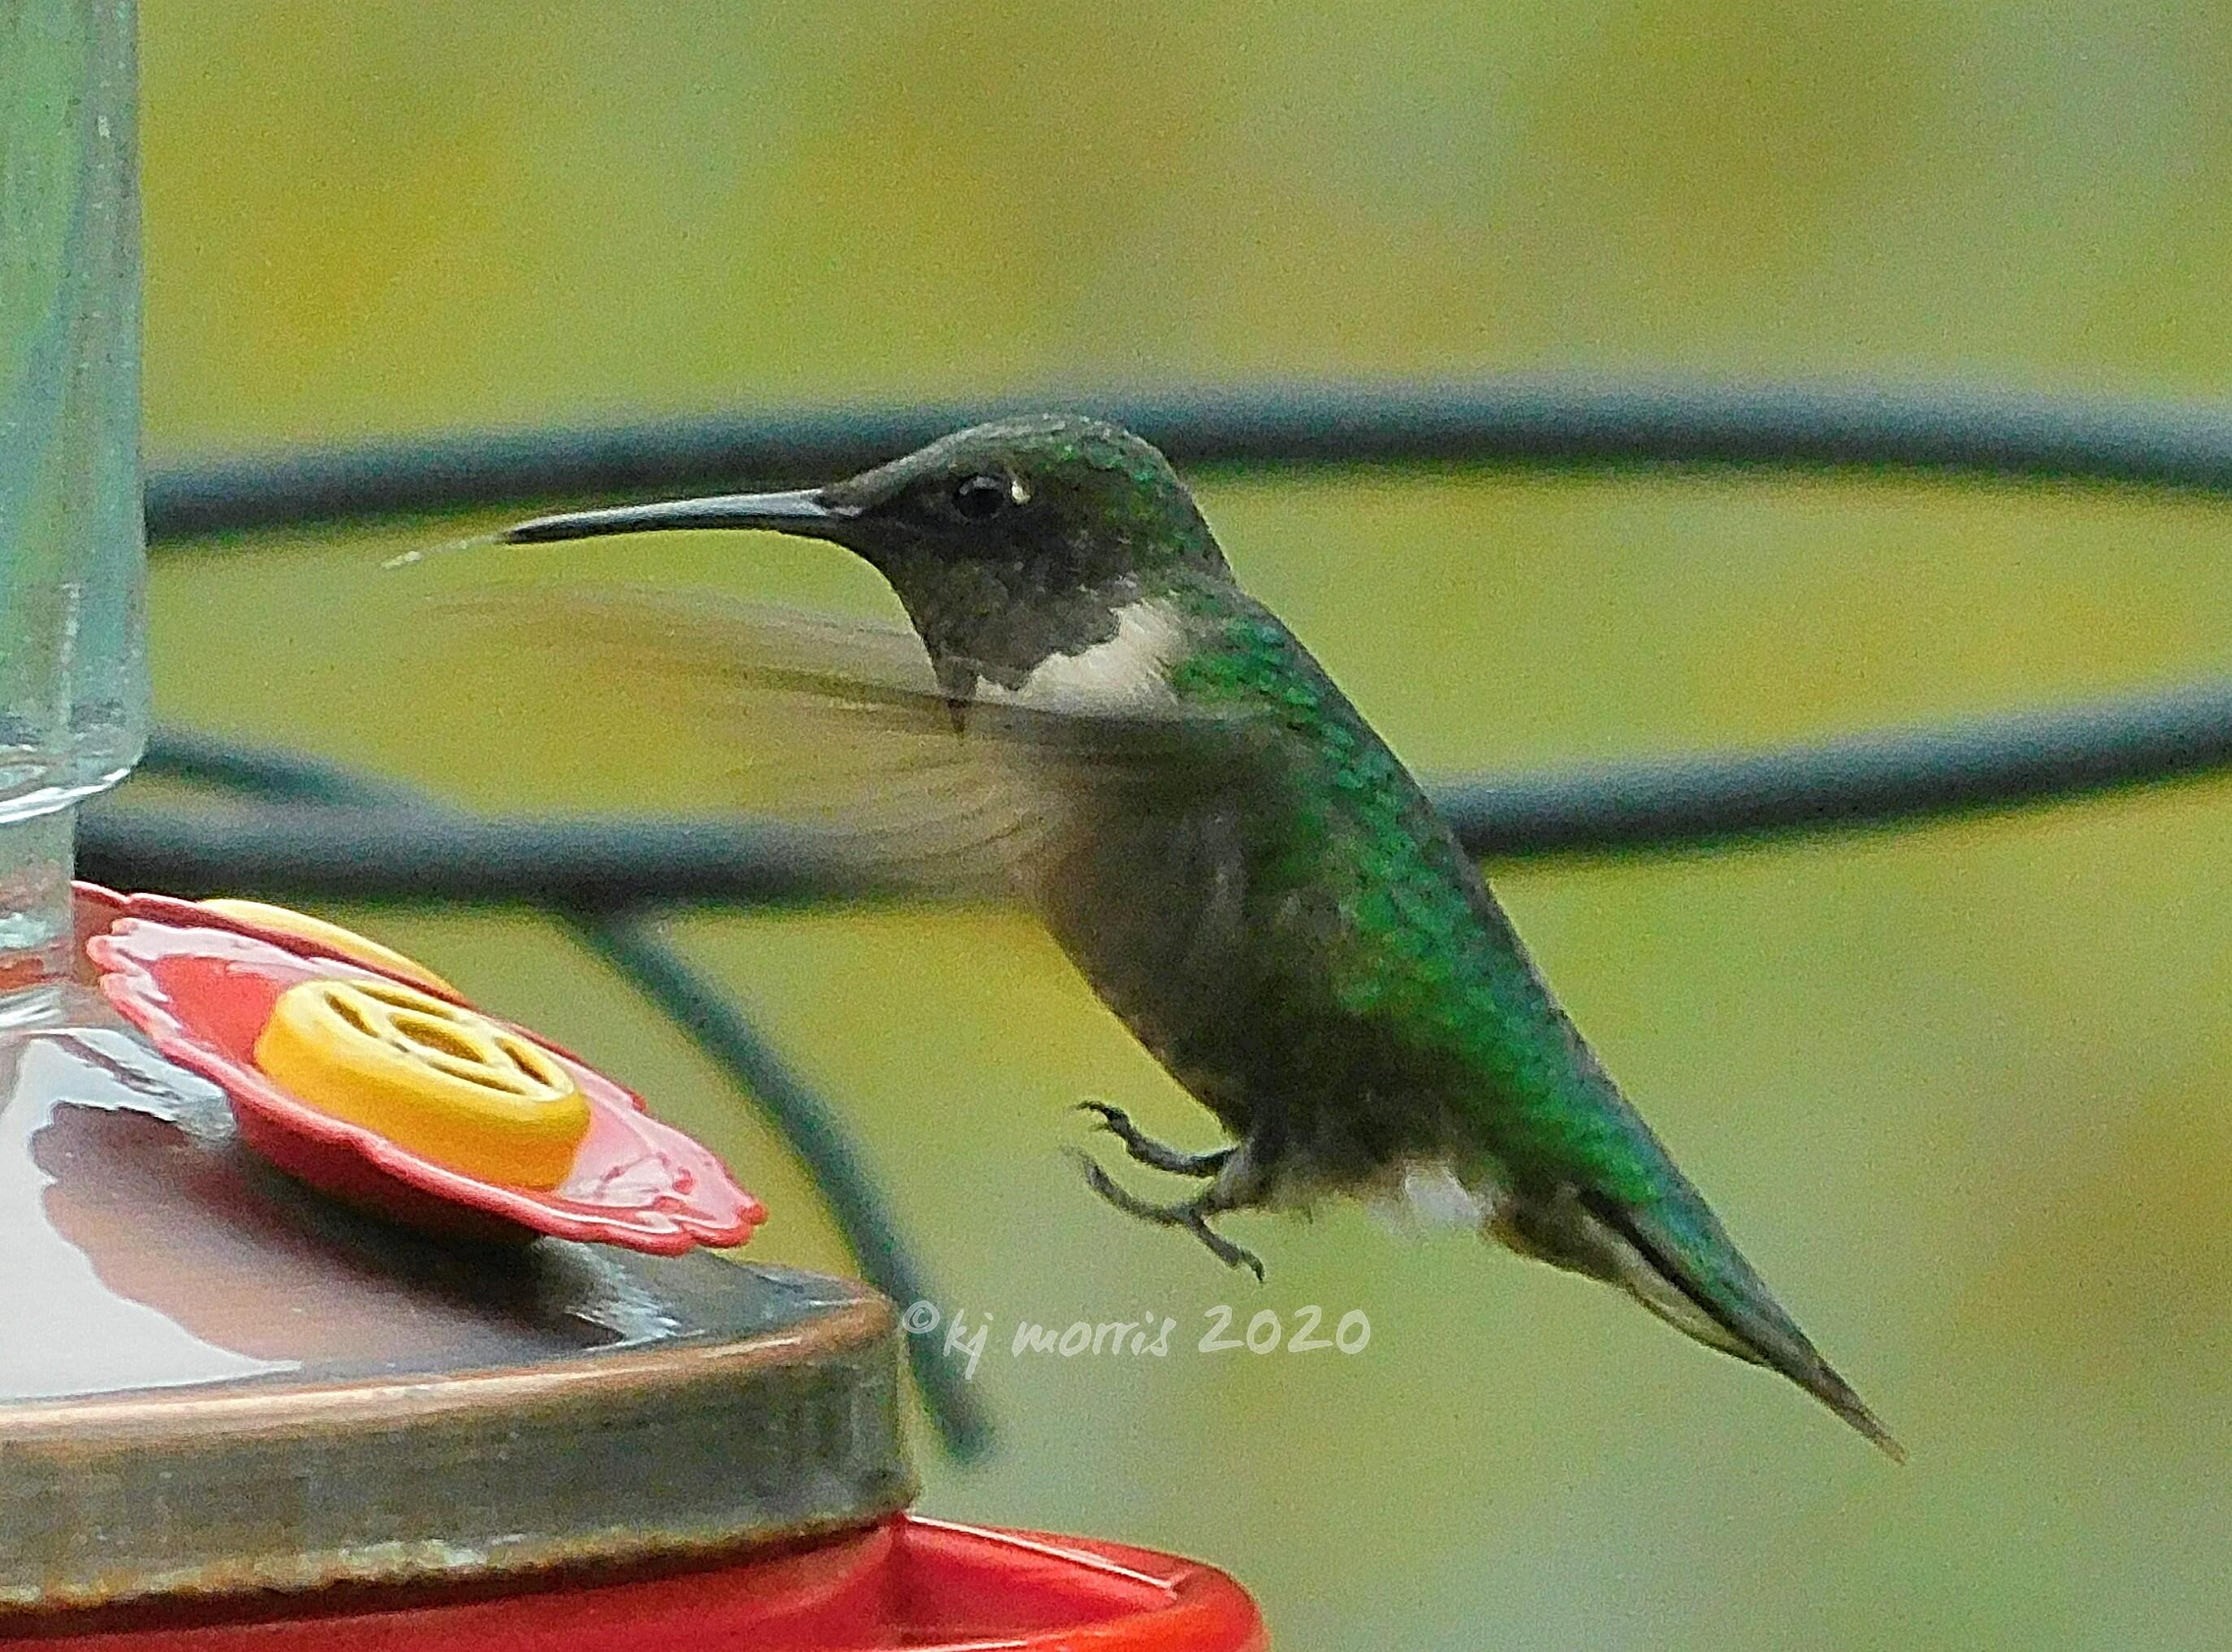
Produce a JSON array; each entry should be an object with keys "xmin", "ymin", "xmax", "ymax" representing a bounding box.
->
[{"xmin": 494, "ymin": 414, "xmax": 1898, "ymax": 1455}]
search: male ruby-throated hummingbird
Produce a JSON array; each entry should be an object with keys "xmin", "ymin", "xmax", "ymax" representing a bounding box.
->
[{"xmin": 495, "ymin": 414, "xmax": 1898, "ymax": 1455}]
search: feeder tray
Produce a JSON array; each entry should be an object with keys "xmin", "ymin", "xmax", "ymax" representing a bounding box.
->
[
  {"xmin": 0, "ymin": 998, "xmax": 909, "ymax": 1611},
  {"xmin": 0, "ymin": 891, "xmax": 903, "ymax": 1612}
]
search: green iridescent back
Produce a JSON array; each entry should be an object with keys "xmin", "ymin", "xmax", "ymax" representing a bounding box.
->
[{"xmin": 1161, "ymin": 580, "xmax": 1675, "ymax": 1206}]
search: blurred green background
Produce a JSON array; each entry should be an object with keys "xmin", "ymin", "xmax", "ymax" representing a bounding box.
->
[{"xmin": 137, "ymin": 4, "xmax": 2232, "ymax": 1646}]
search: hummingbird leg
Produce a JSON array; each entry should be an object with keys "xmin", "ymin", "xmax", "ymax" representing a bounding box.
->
[
  {"xmin": 1075, "ymin": 1100, "xmax": 1233, "ymax": 1178},
  {"xmin": 1072, "ymin": 1152, "xmax": 1266, "ymax": 1281}
]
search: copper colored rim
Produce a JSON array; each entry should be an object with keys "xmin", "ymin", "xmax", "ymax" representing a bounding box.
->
[{"xmin": 0, "ymin": 1275, "xmax": 915, "ymax": 1614}]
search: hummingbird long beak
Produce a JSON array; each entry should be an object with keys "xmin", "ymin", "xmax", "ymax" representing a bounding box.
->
[{"xmin": 498, "ymin": 488, "xmax": 857, "ymax": 546}]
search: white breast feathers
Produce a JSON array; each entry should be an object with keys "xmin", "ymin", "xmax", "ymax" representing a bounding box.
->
[{"xmin": 974, "ymin": 600, "xmax": 1186, "ymax": 714}]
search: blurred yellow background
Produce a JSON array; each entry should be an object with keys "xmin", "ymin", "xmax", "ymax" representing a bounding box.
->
[{"xmin": 138, "ymin": 5, "xmax": 2232, "ymax": 1647}]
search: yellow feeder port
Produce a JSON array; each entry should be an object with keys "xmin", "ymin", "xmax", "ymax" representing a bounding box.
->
[
  {"xmin": 198, "ymin": 899, "xmax": 459, "ymax": 996},
  {"xmin": 253, "ymin": 978, "xmax": 591, "ymax": 1189}
]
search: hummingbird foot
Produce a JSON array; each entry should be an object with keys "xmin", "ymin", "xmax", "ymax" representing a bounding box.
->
[
  {"xmin": 1075, "ymin": 1100, "xmax": 1234, "ymax": 1178},
  {"xmin": 1073, "ymin": 1151, "xmax": 1266, "ymax": 1281}
]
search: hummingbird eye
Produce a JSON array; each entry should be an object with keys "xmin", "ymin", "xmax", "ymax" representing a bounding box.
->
[{"xmin": 950, "ymin": 474, "xmax": 1012, "ymax": 521}]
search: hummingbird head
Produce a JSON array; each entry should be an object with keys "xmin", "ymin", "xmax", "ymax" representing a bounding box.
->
[{"xmin": 501, "ymin": 415, "xmax": 1229, "ymax": 690}]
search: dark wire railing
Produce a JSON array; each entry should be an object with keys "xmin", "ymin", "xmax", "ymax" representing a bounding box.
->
[
  {"xmin": 143, "ymin": 376, "xmax": 2232, "ymax": 537},
  {"xmin": 110, "ymin": 376, "xmax": 2232, "ymax": 1459}
]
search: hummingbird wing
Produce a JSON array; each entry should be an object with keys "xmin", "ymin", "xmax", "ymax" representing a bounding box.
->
[{"xmin": 425, "ymin": 585, "xmax": 1285, "ymax": 900}]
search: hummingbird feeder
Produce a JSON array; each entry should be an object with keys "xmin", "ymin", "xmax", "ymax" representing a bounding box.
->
[{"xmin": 0, "ymin": 2, "xmax": 1268, "ymax": 1644}]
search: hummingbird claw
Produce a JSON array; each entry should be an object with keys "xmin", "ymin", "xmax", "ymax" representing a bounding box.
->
[
  {"xmin": 1074, "ymin": 1100, "xmax": 1234, "ymax": 1178},
  {"xmin": 1073, "ymin": 1150, "xmax": 1265, "ymax": 1280},
  {"xmin": 1219, "ymin": 1235, "xmax": 1268, "ymax": 1285}
]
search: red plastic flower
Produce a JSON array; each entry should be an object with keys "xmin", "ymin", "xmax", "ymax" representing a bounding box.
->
[{"xmin": 78, "ymin": 885, "xmax": 763, "ymax": 1254}]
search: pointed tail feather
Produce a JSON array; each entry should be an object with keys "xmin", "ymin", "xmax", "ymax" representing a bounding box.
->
[{"xmin": 1579, "ymin": 1192, "xmax": 1904, "ymax": 1461}]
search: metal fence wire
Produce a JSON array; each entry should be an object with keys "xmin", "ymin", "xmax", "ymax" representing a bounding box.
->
[{"xmin": 106, "ymin": 376, "xmax": 2232, "ymax": 1459}]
